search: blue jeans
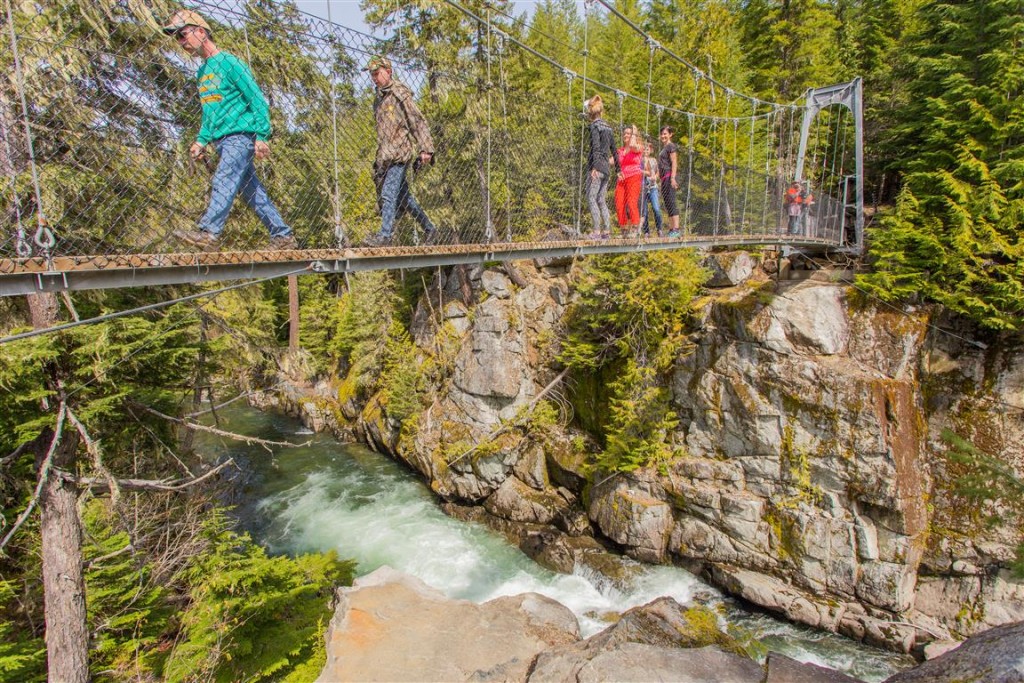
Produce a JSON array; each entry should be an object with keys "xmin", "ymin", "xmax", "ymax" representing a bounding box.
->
[
  {"xmin": 641, "ymin": 179, "xmax": 663, "ymax": 234},
  {"xmin": 199, "ymin": 133, "xmax": 290, "ymax": 237},
  {"xmin": 379, "ymin": 163, "xmax": 435, "ymax": 239}
]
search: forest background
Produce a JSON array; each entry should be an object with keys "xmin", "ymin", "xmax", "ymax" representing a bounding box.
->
[{"xmin": 0, "ymin": 0, "xmax": 1021, "ymax": 681}]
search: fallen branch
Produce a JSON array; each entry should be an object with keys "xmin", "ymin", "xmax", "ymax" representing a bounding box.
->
[
  {"xmin": 449, "ymin": 368, "xmax": 569, "ymax": 467},
  {"xmin": 132, "ymin": 403, "xmax": 308, "ymax": 451},
  {"xmin": 66, "ymin": 457, "xmax": 238, "ymax": 493},
  {"xmin": 84, "ymin": 542, "xmax": 134, "ymax": 570},
  {"xmin": 126, "ymin": 405, "xmax": 194, "ymax": 477},
  {"xmin": 0, "ymin": 402, "xmax": 67, "ymax": 554}
]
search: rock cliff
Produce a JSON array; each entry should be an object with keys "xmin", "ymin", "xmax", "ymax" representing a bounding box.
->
[{"xmin": 264, "ymin": 253, "xmax": 1024, "ymax": 656}]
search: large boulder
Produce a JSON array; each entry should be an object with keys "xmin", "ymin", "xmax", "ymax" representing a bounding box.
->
[
  {"xmin": 884, "ymin": 620, "xmax": 1024, "ymax": 683},
  {"xmin": 317, "ymin": 567, "xmax": 579, "ymax": 682},
  {"xmin": 529, "ymin": 597, "xmax": 763, "ymax": 682},
  {"xmin": 589, "ymin": 478, "xmax": 673, "ymax": 563}
]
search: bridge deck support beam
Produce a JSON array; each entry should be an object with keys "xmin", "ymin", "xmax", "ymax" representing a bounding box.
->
[{"xmin": 0, "ymin": 236, "xmax": 837, "ymax": 297}]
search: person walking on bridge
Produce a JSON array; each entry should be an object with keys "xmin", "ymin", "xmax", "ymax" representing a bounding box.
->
[
  {"xmin": 785, "ymin": 180, "xmax": 806, "ymax": 235},
  {"xmin": 658, "ymin": 126, "xmax": 680, "ymax": 237},
  {"xmin": 162, "ymin": 10, "xmax": 295, "ymax": 250},
  {"xmin": 615, "ymin": 125, "xmax": 644, "ymax": 237},
  {"xmin": 365, "ymin": 56, "xmax": 437, "ymax": 247},
  {"xmin": 584, "ymin": 95, "xmax": 619, "ymax": 239}
]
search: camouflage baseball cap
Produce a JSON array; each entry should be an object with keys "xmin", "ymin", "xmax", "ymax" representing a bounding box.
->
[
  {"xmin": 365, "ymin": 55, "xmax": 392, "ymax": 73},
  {"xmin": 161, "ymin": 9, "xmax": 211, "ymax": 35}
]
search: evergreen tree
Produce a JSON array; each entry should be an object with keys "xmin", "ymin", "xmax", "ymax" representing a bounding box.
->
[
  {"xmin": 859, "ymin": 0, "xmax": 1024, "ymax": 330},
  {"xmin": 739, "ymin": 0, "xmax": 842, "ymax": 101}
]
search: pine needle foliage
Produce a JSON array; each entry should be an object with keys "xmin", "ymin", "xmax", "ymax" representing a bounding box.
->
[
  {"xmin": 379, "ymin": 320, "xmax": 428, "ymax": 423},
  {"xmin": 0, "ymin": 581, "xmax": 46, "ymax": 683},
  {"xmin": 163, "ymin": 510, "xmax": 355, "ymax": 683},
  {"xmin": 598, "ymin": 360, "xmax": 679, "ymax": 473},
  {"xmin": 560, "ymin": 251, "xmax": 707, "ymax": 373},
  {"xmin": 560, "ymin": 251, "xmax": 706, "ymax": 472},
  {"xmin": 82, "ymin": 502, "xmax": 174, "ymax": 680},
  {"xmin": 859, "ymin": 0, "xmax": 1024, "ymax": 330},
  {"xmin": 941, "ymin": 429, "xmax": 1024, "ymax": 576}
]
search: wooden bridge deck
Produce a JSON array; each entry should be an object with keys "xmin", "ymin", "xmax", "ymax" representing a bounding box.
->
[{"xmin": 0, "ymin": 234, "xmax": 839, "ymax": 296}]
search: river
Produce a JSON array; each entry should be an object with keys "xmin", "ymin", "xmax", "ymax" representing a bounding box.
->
[{"xmin": 200, "ymin": 404, "xmax": 913, "ymax": 681}]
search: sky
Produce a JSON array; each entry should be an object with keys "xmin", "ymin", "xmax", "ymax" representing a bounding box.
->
[{"xmin": 291, "ymin": 1, "xmax": 581, "ymax": 37}]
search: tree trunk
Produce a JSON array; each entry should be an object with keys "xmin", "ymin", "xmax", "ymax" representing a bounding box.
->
[
  {"xmin": 39, "ymin": 431, "xmax": 87, "ymax": 683},
  {"xmin": 28, "ymin": 293, "xmax": 90, "ymax": 683},
  {"xmin": 288, "ymin": 275, "xmax": 300, "ymax": 352}
]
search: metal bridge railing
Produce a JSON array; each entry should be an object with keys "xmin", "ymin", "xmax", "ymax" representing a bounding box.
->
[{"xmin": 1, "ymin": 0, "xmax": 856, "ymax": 276}]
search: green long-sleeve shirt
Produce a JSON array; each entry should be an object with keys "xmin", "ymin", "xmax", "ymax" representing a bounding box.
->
[{"xmin": 195, "ymin": 52, "xmax": 272, "ymax": 145}]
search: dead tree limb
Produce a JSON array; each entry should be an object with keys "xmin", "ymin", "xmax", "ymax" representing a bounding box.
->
[
  {"xmin": 449, "ymin": 368, "xmax": 569, "ymax": 467},
  {"xmin": 66, "ymin": 407, "xmax": 121, "ymax": 507},
  {"xmin": 132, "ymin": 403, "xmax": 308, "ymax": 451},
  {"xmin": 66, "ymin": 457, "xmax": 237, "ymax": 493}
]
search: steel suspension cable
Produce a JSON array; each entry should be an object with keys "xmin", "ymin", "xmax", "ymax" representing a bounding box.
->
[
  {"xmin": 574, "ymin": 0, "xmax": 592, "ymax": 237},
  {"xmin": 742, "ymin": 101, "xmax": 756, "ymax": 233},
  {"xmin": 644, "ymin": 38, "xmax": 655, "ymax": 134},
  {"xmin": 441, "ymin": 0, "xmax": 773, "ymax": 124},
  {"xmin": 0, "ymin": 266, "xmax": 311, "ymax": 345},
  {"xmin": 5, "ymin": 0, "xmax": 53, "ymax": 255},
  {"xmin": 712, "ymin": 117, "xmax": 721, "ymax": 236},
  {"xmin": 762, "ymin": 108, "xmax": 775, "ymax": 231},
  {"xmin": 497, "ymin": 33, "xmax": 511, "ymax": 242},
  {"xmin": 684, "ymin": 113, "xmax": 694, "ymax": 236},
  {"xmin": 486, "ymin": 6, "xmax": 494, "ymax": 241},
  {"xmin": 590, "ymin": 0, "xmax": 797, "ymax": 110},
  {"xmin": 326, "ymin": 0, "xmax": 344, "ymax": 246}
]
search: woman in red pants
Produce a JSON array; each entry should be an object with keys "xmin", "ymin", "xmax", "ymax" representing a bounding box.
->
[{"xmin": 615, "ymin": 125, "xmax": 644, "ymax": 237}]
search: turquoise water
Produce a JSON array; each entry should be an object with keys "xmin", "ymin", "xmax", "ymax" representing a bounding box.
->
[{"xmin": 199, "ymin": 405, "xmax": 913, "ymax": 681}]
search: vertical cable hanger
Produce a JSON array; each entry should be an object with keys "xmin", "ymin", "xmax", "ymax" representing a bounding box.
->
[
  {"xmin": 326, "ymin": 0, "xmax": 343, "ymax": 246},
  {"xmin": 5, "ymin": 0, "xmax": 54, "ymax": 260},
  {"xmin": 574, "ymin": 0, "xmax": 592, "ymax": 237},
  {"xmin": 485, "ymin": 6, "xmax": 494, "ymax": 241},
  {"xmin": 684, "ymin": 112, "xmax": 694, "ymax": 236}
]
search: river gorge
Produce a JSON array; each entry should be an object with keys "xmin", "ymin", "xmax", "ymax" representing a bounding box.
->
[
  {"xmin": 201, "ymin": 404, "xmax": 911, "ymax": 681},
  {"xmin": 215, "ymin": 252, "xmax": 1022, "ymax": 681}
]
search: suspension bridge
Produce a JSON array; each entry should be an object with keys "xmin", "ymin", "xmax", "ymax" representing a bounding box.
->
[{"xmin": 0, "ymin": 0, "xmax": 863, "ymax": 298}]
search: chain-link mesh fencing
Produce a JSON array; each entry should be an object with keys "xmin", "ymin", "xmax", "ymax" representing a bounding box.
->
[{"xmin": 1, "ymin": 0, "xmax": 855, "ymax": 273}]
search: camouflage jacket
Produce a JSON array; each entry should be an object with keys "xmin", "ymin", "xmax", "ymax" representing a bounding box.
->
[{"xmin": 373, "ymin": 79, "xmax": 434, "ymax": 169}]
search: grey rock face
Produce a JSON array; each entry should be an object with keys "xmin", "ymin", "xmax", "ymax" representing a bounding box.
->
[
  {"xmin": 280, "ymin": 255, "xmax": 1023, "ymax": 658},
  {"xmin": 530, "ymin": 642, "xmax": 764, "ymax": 683},
  {"xmin": 454, "ymin": 296, "xmax": 525, "ymax": 400},
  {"xmin": 884, "ymin": 620, "xmax": 1024, "ymax": 683},
  {"xmin": 765, "ymin": 652, "xmax": 864, "ymax": 682},
  {"xmin": 703, "ymin": 251, "xmax": 757, "ymax": 288},
  {"xmin": 588, "ymin": 478, "xmax": 673, "ymax": 563}
]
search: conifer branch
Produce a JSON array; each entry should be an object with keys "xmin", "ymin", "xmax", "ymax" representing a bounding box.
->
[{"xmin": 66, "ymin": 406, "xmax": 121, "ymax": 507}]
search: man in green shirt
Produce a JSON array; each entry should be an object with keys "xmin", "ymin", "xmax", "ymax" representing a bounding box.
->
[{"xmin": 162, "ymin": 10, "xmax": 295, "ymax": 249}]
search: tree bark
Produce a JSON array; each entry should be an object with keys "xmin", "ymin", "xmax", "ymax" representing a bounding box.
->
[
  {"xmin": 28, "ymin": 293, "xmax": 89, "ymax": 683},
  {"xmin": 39, "ymin": 430, "xmax": 87, "ymax": 683},
  {"xmin": 288, "ymin": 275, "xmax": 300, "ymax": 352}
]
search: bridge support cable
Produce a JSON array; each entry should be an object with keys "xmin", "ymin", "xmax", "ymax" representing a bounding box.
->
[
  {"xmin": 4, "ymin": 0, "xmax": 53, "ymax": 260},
  {"xmin": 485, "ymin": 6, "xmax": 494, "ymax": 243},
  {"xmin": 325, "ymin": 0, "xmax": 345, "ymax": 247}
]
